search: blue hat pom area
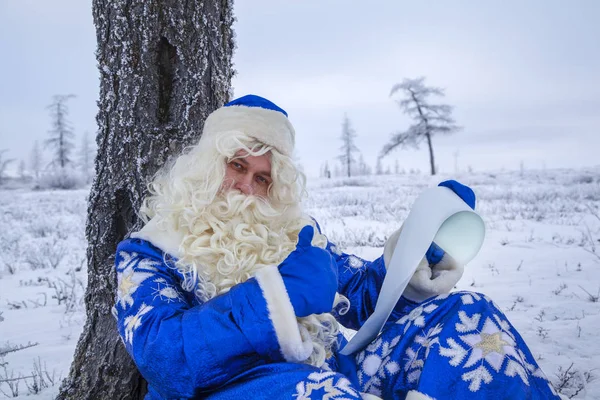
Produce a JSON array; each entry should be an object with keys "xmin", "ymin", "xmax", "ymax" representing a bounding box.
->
[
  {"xmin": 201, "ymin": 94, "xmax": 295, "ymax": 156},
  {"xmin": 225, "ymin": 94, "xmax": 289, "ymax": 117}
]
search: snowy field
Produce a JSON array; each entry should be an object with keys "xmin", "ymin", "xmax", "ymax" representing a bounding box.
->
[{"xmin": 1, "ymin": 167, "xmax": 599, "ymax": 399}]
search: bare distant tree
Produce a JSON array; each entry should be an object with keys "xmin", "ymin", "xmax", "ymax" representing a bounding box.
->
[
  {"xmin": 357, "ymin": 153, "xmax": 365, "ymax": 175},
  {"xmin": 46, "ymin": 94, "xmax": 76, "ymax": 168},
  {"xmin": 18, "ymin": 160, "xmax": 27, "ymax": 179},
  {"xmin": 324, "ymin": 161, "xmax": 331, "ymax": 178},
  {"xmin": 79, "ymin": 131, "xmax": 96, "ymax": 184},
  {"xmin": 381, "ymin": 77, "xmax": 460, "ymax": 175},
  {"xmin": 338, "ymin": 114, "xmax": 359, "ymax": 177},
  {"xmin": 56, "ymin": 0, "xmax": 234, "ymax": 399},
  {"xmin": 356, "ymin": 153, "xmax": 371, "ymax": 176},
  {"xmin": 320, "ymin": 161, "xmax": 332, "ymax": 179},
  {"xmin": 30, "ymin": 140, "xmax": 43, "ymax": 181},
  {"xmin": 453, "ymin": 149, "xmax": 460, "ymax": 174},
  {"xmin": 0, "ymin": 149, "xmax": 15, "ymax": 185},
  {"xmin": 375, "ymin": 157, "xmax": 383, "ymax": 175},
  {"xmin": 333, "ymin": 164, "xmax": 341, "ymax": 178}
]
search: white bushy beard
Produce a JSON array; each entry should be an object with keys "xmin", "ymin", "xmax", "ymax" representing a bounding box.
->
[{"xmin": 175, "ymin": 190, "xmax": 341, "ymax": 367}]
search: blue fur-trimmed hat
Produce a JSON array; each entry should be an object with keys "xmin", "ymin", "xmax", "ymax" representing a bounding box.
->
[{"xmin": 201, "ymin": 94, "xmax": 295, "ymax": 156}]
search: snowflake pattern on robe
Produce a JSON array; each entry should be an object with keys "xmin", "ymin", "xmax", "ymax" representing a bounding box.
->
[
  {"xmin": 356, "ymin": 336, "xmax": 402, "ymax": 397},
  {"xmin": 403, "ymin": 323, "xmax": 443, "ymax": 383},
  {"xmin": 152, "ymin": 277, "xmax": 184, "ymax": 304},
  {"xmin": 294, "ymin": 371, "xmax": 361, "ymax": 399},
  {"xmin": 115, "ymin": 251, "xmax": 159, "ymax": 309},
  {"xmin": 347, "ymin": 255, "xmax": 364, "ymax": 269},
  {"xmin": 438, "ymin": 307, "xmax": 531, "ymax": 392},
  {"xmin": 112, "ymin": 238, "xmax": 563, "ymax": 400},
  {"xmin": 395, "ymin": 302, "xmax": 439, "ymax": 334},
  {"xmin": 329, "ymin": 244, "xmax": 343, "ymax": 256},
  {"xmin": 123, "ymin": 302, "xmax": 154, "ymax": 345}
]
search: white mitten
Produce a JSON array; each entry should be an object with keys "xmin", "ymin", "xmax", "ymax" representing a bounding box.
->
[{"xmin": 383, "ymin": 226, "xmax": 465, "ymax": 303}]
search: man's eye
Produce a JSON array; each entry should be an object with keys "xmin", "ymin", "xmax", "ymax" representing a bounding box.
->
[
  {"xmin": 256, "ymin": 176, "xmax": 268, "ymax": 185},
  {"xmin": 231, "ymin": 162, "xmax": 243, "ymax": 170}
]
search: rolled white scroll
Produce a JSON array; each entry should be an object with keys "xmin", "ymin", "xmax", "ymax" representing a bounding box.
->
[{"xmin": 339, "ymin": 186, "xmax": 485, "ymax": 355}]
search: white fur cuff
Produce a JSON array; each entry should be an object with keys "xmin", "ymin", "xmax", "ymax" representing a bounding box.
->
[
  {"xmin": 406, "ymin": 390, "xmax": 436, "ymax": 400},
  {"xmin": 403, "ymin": 254, "xmax": 464, "ymax": 303},
  {"xmin": 254, "ymin": 265, "xmax": 312, "ymax": 362}
]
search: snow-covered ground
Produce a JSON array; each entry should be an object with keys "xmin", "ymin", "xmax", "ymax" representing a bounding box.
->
[{"xmin": 1, "ymin": 167, "xmax": 599, "ymax": 399}]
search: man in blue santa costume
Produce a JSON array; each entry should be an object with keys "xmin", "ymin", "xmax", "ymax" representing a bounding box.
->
[{"xmin": 113, "ymin": 95, "xmax": 563, "ymax": 399}]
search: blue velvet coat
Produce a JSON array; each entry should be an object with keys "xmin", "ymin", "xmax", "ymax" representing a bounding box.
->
[{"xmin": 113, "ymin": 236, "xmax": 561, "ymax": 399}]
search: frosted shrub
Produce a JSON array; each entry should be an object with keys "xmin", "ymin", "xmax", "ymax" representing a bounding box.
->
[
  {"xmin": 25, "ymin": 239, "xmax": 66, "ymax": 270},
  {"xmin": 47, "ymin": 269, "xmax": 84, "ymax": 312},
  {"xmin": 36, "ymin": 167, "xmax": 84, "ymax": 190}
]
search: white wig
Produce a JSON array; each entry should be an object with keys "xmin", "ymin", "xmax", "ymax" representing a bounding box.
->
[{"xmin": 139, "ymin": 128, "xmax": 347, "ymax": 367}]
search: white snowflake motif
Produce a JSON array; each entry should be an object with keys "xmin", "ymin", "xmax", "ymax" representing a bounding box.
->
[
  {"xmin": 356, "ymin": 335, "xmax": 402, "ymax": 397},
  {"xmin": 123, "ymin": 303, "xmax": 154, "ymax": 345},
  {"xmin": 403, "ymin": 323, "xmax": 443, "ymax": 383},
  {"xmin": 152, "ymin": 278, "xmax": 184, "ymax": 304},
  {"xmin": 116, "ymin": 252, "xmax": 158, "ymax": 309},
  {"xmin": 347, "ymin": 256, "xmax": 364, "ymax": 269},
  {"xmin": 438, "ymin": 309, "xmax": 529, "ymax": 392},
  {"xmin": 329, "ymin": 245, "xmax": 343, "ymax": 256},
  {"xmin": 460, "ymin": 293, "xmax": 482, "ymax": 305},
  {"xmin": 294, "ymin": 371, "xmax": 359, "ymax": 399},
  {"xmin": 396, "ymin": 303, "xmax": 438, "ymax": 334}
]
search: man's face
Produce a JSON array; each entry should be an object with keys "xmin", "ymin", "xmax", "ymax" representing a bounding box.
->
[{"xmin": 222, "ymin": 150, "xmax": 273, "ymax": 197}]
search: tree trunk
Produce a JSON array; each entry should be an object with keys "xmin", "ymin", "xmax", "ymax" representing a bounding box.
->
[
  {"xmin": 57, "ymin": 1, "xmax": 234, "ymax": 399},
  {"xmin": 426, "ymin": 132, "xmax": 436, "ymax": 175}
]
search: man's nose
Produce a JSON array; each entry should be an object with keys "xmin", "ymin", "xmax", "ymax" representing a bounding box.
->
[{"xmin": 234, "ymin": 174, "xmax": 254, "ymax": 194}]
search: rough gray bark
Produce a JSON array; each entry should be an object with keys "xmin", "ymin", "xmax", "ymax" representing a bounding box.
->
[{"xmin": 57, "ymin": 1, "xmax": 234, "ymax": 399}]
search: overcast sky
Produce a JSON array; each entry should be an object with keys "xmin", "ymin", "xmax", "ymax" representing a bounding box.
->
[{"xmin": 1, "ymin": 0, "xmax": 599, "ymax": 178}]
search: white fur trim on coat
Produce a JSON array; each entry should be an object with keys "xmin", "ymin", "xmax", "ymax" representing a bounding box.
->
[
  {"xmin": 254, "ymin": 265, "xmax": 313, "ymax": 362},
  {"xmin": 130, "ymin": 217, "xmax": 185, "ymax": 259},
  {"xmin": 406, "ymin": 390, "xmax": 436, "ymax": 400},
  {"xmin": 202, "ymin": 105, "xmax": 295, "ymax": 156}
]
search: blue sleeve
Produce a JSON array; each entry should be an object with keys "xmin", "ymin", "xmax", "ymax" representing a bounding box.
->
[
  {"xmin": 312, "ymin": 219, "xmax": 421, "ymax": 330},
  {"xmin": 113, "ymin": 238, "xmax": 294, "ymax": 398},
  {"xmin": 325, "ymin": 240, "xmax": 387, "ymax": 330}
]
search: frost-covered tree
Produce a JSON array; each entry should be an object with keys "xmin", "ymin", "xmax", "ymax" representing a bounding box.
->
[
  {"xmin": 79, "ymin": 131, "xmax": 96, "ymax": 184},
  {"xmin": 0, "ymin": 149, "xmax": 15, "ymax": 185},
  {"xmin": 375, "ymin": 157, "xmax": 383, "ymax": 175},
  {"xmin": 381, "ymin": 77, "xmax": 460, "ymax": 175},
  {"xmin": 30, "ymin": 141, "xmax": 42, "ymax": 181},
  {"xmin": 333, "ymin": 164, "xmax": 341, "ymax": 177},
  {"xmin": 45, "ymin": 94, "xmax": 76, "ymax": 168},
  {"xmin": 453, "ymin": 150, "xmax": 460, "ymax": 174},
  {"xmin": 357, "ymin": 153, "xmax": 371, "ymax": 176},
  {"xmin": 320, "ymin": 161, "xmax": 332, "ymax": 179},
  {"xmin": 17, "ymin": 160, "xmax": 27, "ymax": 179},
  {"xmin": 56, "ymin": 1, "xmax": 235, "ymax": 399},
  {"xmin": 338, "ymin": 114, "xmax": 359, "ymax": 177},
  {"xmin": 324, "ymin": 161, "xmax": 331, "ymax": 178}
]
